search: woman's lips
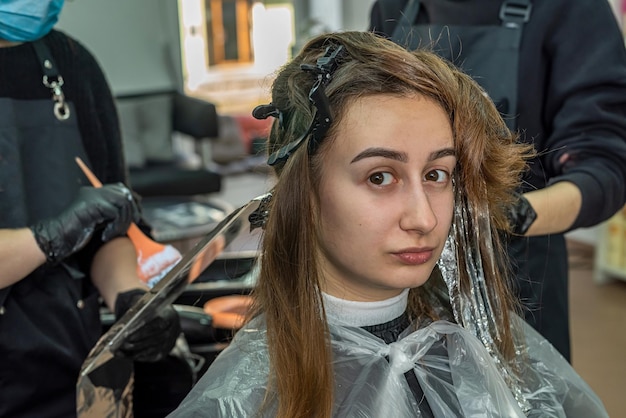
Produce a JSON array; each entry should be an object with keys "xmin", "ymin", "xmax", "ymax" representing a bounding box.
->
[{"xmin": 392, "ymin": 248, "xmax": 434, "ymax": 265}]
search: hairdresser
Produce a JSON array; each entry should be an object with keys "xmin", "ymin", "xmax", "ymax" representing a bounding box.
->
[
  {"xmin": 0, "ymin": 1, "xmax": 181, "ymax": 416},
  {"xmin": 369, "ymin": 0, "xmax": 626, "ymax": 362}
]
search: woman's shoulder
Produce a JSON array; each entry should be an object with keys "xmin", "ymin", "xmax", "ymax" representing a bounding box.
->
[
  {"xmin": 194, "ymin": 319, "xmax": 270, "ymax": 390},
  {"xmin": 169, "ymin": 320, "xmax": 272, "ymax": 417}
]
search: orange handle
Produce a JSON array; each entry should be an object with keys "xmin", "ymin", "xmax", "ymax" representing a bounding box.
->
[
  {"xmin": 75, "ymin": 157, "xmax": 103, "ymax": 188},
  {"xmin": 203, "ymin": 295, "xmax": 253, "ymax": 329},
  {"xmin": 75, "ymin": 157, "xmax": 177, "ymax": 283},
  {"xmin": 77, "ymin": 158, "xmax": 214, "ymax": 285}
]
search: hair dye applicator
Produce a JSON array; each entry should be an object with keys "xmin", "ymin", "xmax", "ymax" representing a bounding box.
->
[{"xmin": 75, "ymin": 157, "xmax": 182, "ymax": 287}]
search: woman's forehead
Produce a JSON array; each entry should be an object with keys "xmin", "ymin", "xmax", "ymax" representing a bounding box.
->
[{"xmin": 329, "ymin": 94, "xmax": 453, "ymax": 157}]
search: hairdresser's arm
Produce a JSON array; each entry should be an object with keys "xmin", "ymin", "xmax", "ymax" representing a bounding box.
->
[
  {"xmin": 90, "ymin": 237, "xmax": 148, "ymax": 311},
  {"xmin": 530, "ymin": 1, "xmax": 626, "ymax": 233},
  {"xmin": 0, "ymin": 228, "xmax": 47, "ymax": 289},
  {"xmin": 91, "ymin": 236, "xmax": 181, "ymax": 363},
  {"xmin": 523, "ymin": 181, "xmax": 582, "ymax": 236}
]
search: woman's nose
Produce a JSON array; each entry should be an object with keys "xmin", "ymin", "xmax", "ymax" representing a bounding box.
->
[{"xmin": 399, "ymin": 187, "xmax": 438, "ymax": 234}]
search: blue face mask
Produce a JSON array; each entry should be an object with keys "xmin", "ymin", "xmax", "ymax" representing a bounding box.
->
[{"xmin": 0, "ymin": 0, "xmax": 65, "ymax": 42}]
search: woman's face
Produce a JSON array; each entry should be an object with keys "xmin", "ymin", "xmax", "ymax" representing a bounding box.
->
[{"xmin": 317, "ymin": 94, "xmax": 456, "ymax": 301}]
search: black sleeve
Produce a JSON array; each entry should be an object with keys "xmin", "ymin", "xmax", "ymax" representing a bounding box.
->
[
  {"xmin": 368, "ymin": 0, "xmax": 407, "ymax": 36},
  {"xmin": 538, "ymin": 1, "xmax": 626, "ymax": 229},
  {"xmin": 369, "ymin": 1, "xmax": 384, "ymax": 33}
]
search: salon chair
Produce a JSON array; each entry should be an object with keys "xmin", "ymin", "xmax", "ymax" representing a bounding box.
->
[
  {"xmin": 117, "ymin": 91, "xmax": 222, "ymax": 198},
  {"xmin": 116, "ymin": 91, "xmax": 232, "ymax": 244}
]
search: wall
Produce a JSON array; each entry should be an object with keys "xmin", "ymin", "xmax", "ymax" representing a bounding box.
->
[
  {"xmin": 342, "ymin": 0, "xmax": 377, "ymax": 30},
  {"xmin": 56, "ymin": 0, "xmax": 183, "ymax": 96}
]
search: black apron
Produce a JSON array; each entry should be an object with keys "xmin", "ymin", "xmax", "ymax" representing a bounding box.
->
[
  {"xmin": 0, "ymin": 40, "xmax": 102, "ymax": 418},
  {"xmin": 389, "ymin": 0, "xmax": 531, "ymax": 131}
]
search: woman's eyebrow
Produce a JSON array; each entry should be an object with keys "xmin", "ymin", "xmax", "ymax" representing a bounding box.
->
[
  {"xmin": 350, "ymin": 146, "xmax": 456, "ymax": 164},
  {"xmin": 429, "ymin": 147, "xmax": 456, "ymax": 161},
  {"xmin": 350, "ymin": 147, "xmax": 407, "ymax": 163}
]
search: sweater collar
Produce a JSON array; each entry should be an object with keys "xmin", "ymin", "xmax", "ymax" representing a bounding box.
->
[{"xmin": 322, "ymin": 289, "xmax": 409, "ymax": 327}]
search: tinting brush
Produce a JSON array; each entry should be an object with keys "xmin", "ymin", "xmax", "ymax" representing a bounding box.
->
[{"xmin": 75, "ymin": 157, "xmax": 182, "ymax": 287}]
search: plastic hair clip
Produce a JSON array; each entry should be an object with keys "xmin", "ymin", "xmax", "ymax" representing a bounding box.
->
[{"xmin": 252, "ymin": 103, "xmax": 280, "ymax": 120}]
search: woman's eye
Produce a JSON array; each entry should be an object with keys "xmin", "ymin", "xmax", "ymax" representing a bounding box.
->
[
  {"xmin": 369, "ymin": 172, "xmax": 394, "ymax": 186},
  {"xmin": 425, "ymin": 169, "xmax": 449, "ymax": 183}
]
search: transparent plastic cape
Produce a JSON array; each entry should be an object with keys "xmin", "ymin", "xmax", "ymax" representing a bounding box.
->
[
  {"xmin": 169, "ymin": 315, "xmax": 607, "ymax": 417},
  {"xmin": 76, "ymin": 194, "xmax": 269, "ymax": 417}
]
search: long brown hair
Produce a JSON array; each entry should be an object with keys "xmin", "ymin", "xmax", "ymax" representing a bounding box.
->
[{"xmin": 248, "ymin": 31, "xmax": 531, "ymax": 418}]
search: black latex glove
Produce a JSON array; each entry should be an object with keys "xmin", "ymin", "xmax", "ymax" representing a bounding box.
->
[
  {"xmin": 114, "ymin": 288, "xmax": 181, "ymax": 362},
  {"xmin": 508, "ymin": 193, "xmax": 537, "ymax": 235},
  {"xmin": 30, "ymin": 183, "xmax": 138, "ymax": 263}
]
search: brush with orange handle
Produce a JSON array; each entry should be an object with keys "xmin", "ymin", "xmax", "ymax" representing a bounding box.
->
[{"xmin": 75, "ymin": 157, "xmax": 182, "ymax": 287}]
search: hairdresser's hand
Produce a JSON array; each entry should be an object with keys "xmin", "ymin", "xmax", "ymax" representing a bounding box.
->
[
  {"xmin": 29, "ymin": 183, "xmax": 138, "ymax": 263},
  {"xmin": 507, "ymin": 192, "xmax": 537, "ymax": 236},
  {"xmin": 114, "ymin": 288, "xmax": 181, "ymax": 362}
]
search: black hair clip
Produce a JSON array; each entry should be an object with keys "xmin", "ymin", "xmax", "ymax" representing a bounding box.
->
[
  {"xmin": 252, "ymin": 103, "xmax": 279, "ymax": 119},
  {"xmin": 252, "ymin": 103, "xmax": 283, "ymax": 128},
  {"xmin": 264, "ymin": 44, "xmax": 347, "ymax": 166},
  {"xmin": 300, "ymin": 44, "xmax": 345, "ymax": 78}
]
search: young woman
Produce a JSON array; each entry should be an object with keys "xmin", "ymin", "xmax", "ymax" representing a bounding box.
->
[{"xmin": 169, "ymin": 31, "xmax": 607, "ymax": 417}]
